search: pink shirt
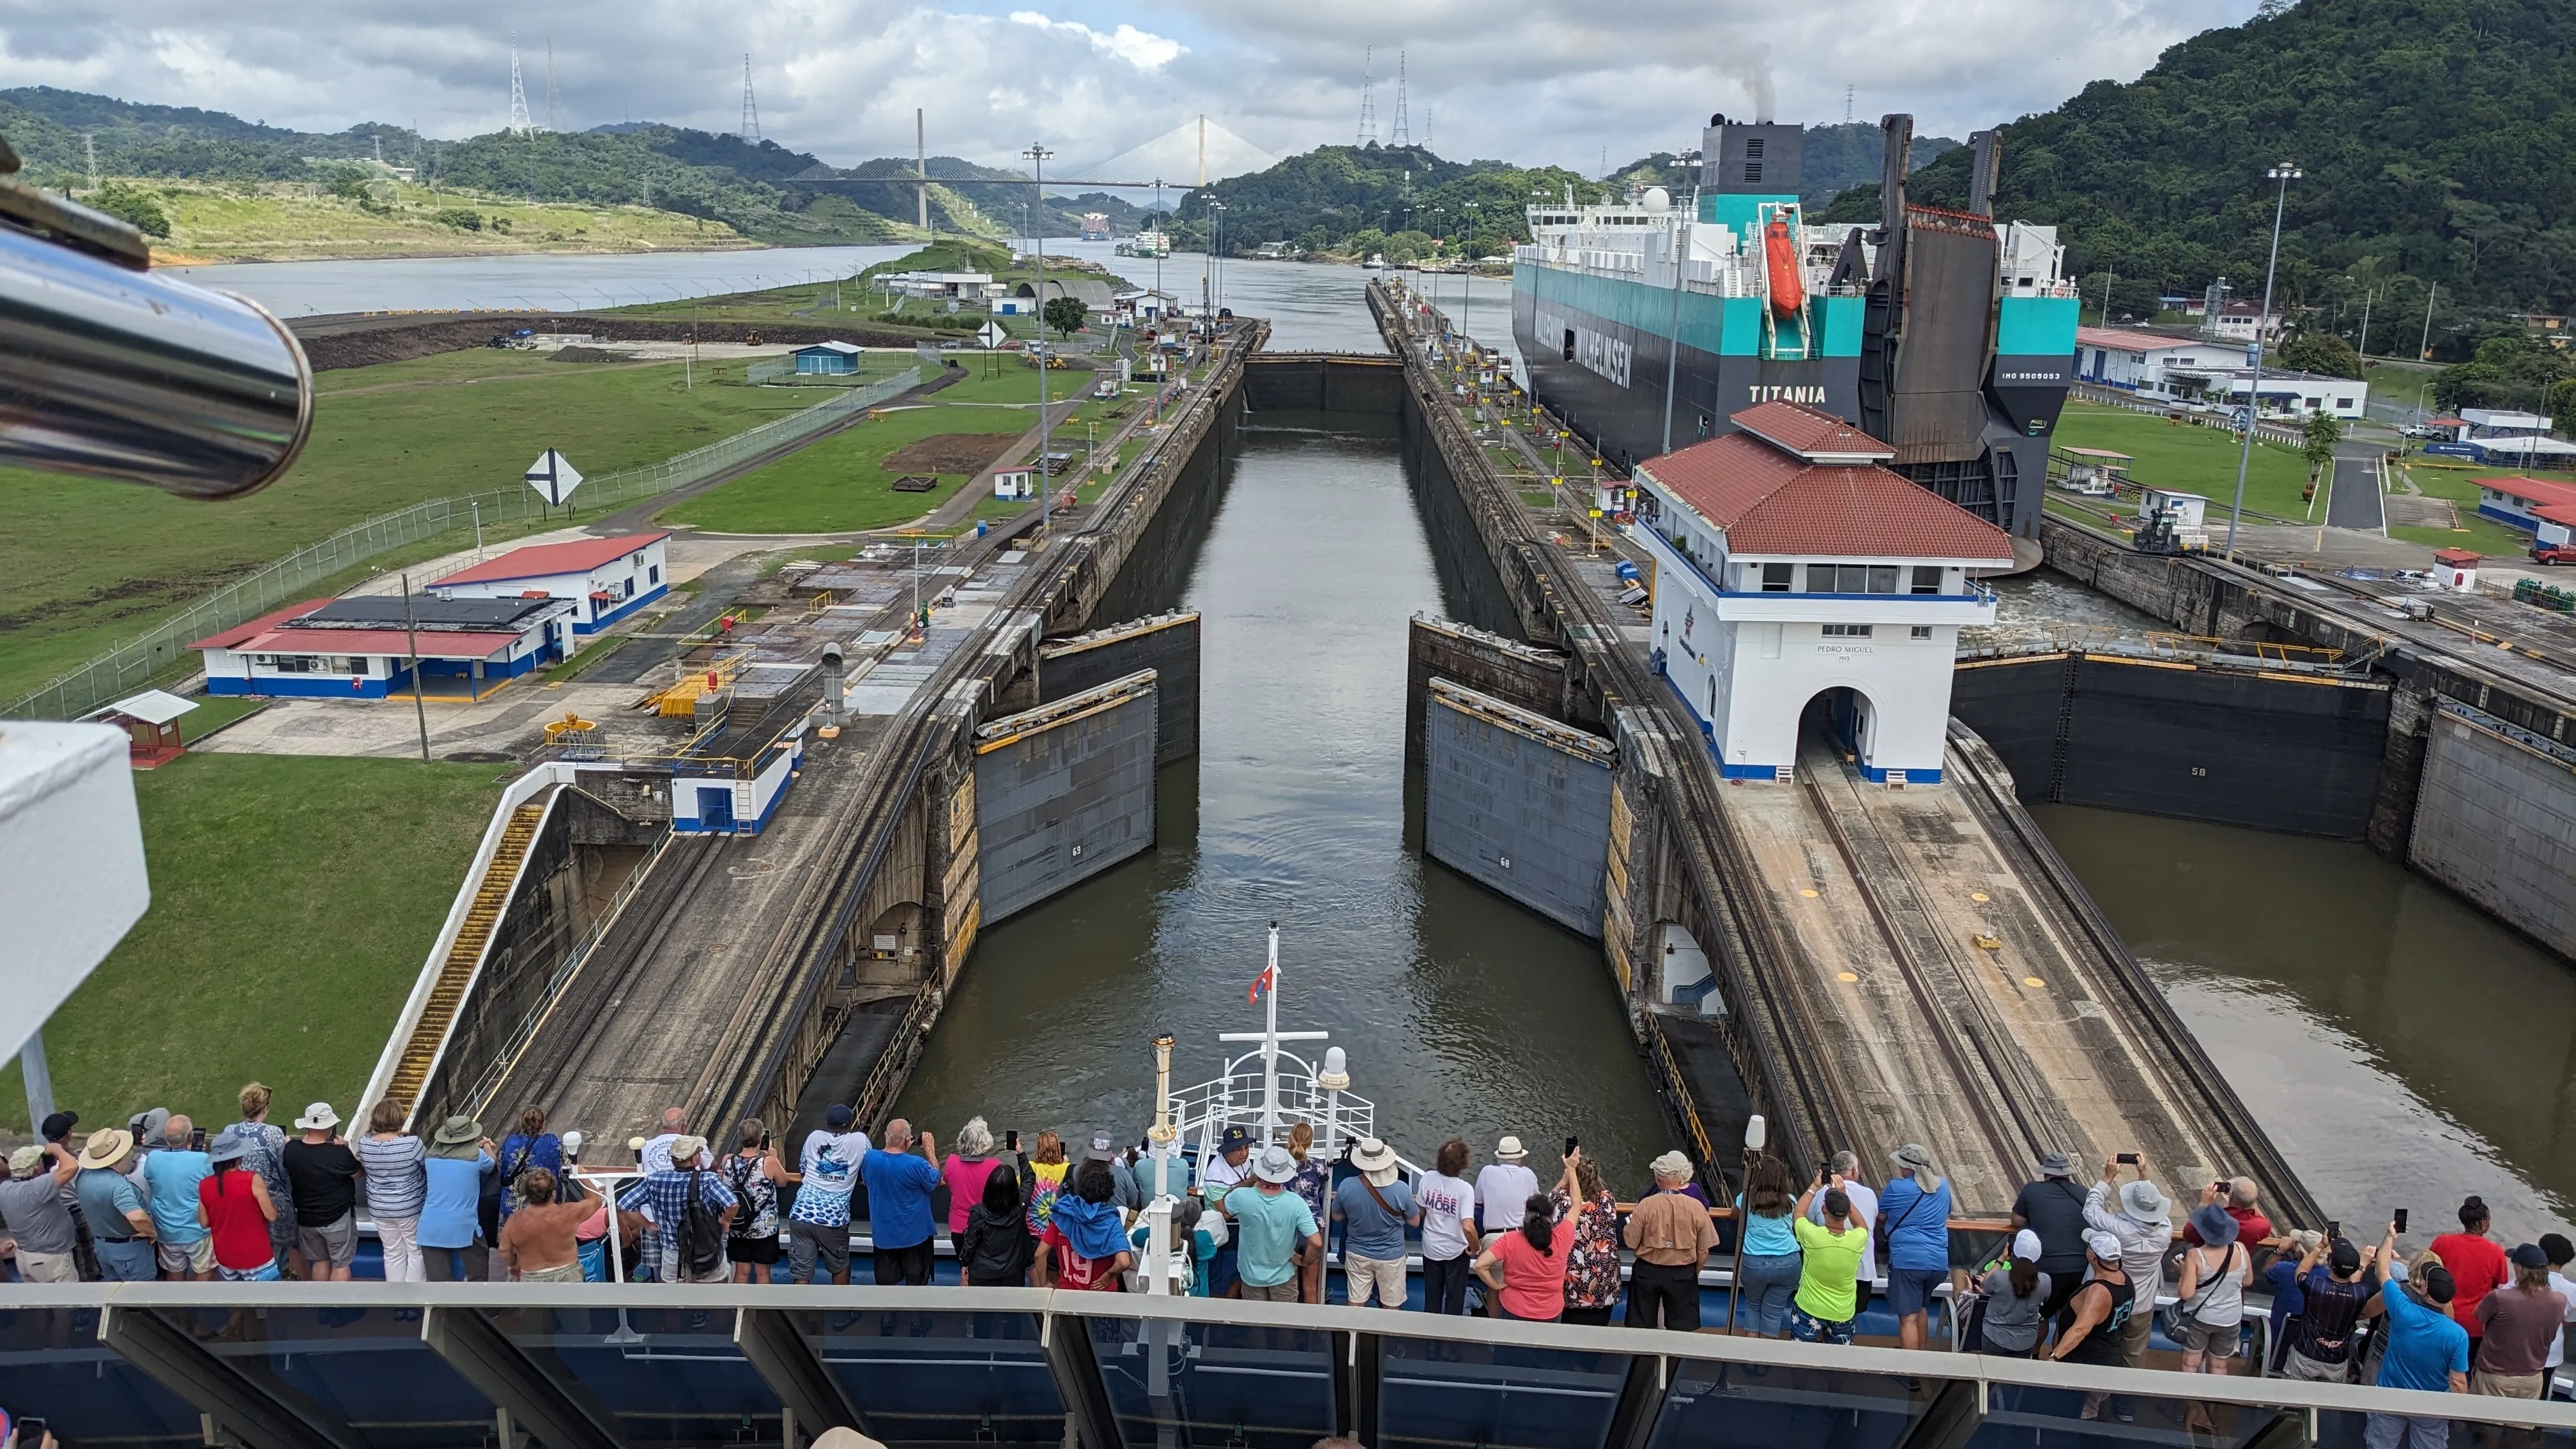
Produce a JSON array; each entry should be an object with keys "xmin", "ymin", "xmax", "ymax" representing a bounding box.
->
[
  {"xmin": 943, "ymin": 1154, "xmax": 1004, "ymax": 1234},
  {"xmin": 1489, "ymin": 1218, "xmax": 1577, "ymax": 1321}
]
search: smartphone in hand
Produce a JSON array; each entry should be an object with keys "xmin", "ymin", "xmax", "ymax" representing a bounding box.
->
[
  {"xmin": 2393, "ymin": 1208, "xmax": 2410, "ymax": 1234},
  {"xmin": 2116, "ymin": 1153, "xmax": 2140, "ymax": 1165}
]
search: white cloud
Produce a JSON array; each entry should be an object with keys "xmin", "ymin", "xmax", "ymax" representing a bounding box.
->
[{"xmin": 0, "ymin": 0, "xmax": 2264, "ymax": 177}]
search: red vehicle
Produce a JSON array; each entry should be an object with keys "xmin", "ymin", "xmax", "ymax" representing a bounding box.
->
[{"xmin": 2534, "ymin": 543, "xmax": 2576, "ymax": 566}]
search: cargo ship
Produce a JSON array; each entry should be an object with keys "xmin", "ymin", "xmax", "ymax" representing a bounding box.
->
[{"xmin": 1512, "ymin": 116, "xmax": 2079, "ymax": 535}]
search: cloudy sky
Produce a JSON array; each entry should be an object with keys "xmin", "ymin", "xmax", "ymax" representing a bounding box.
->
[{"xmin": 3, "ymin": 0, "xmax": 2263, "ymax": 178}]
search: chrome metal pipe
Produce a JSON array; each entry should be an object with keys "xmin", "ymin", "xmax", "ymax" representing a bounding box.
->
[{"xmin": 0, "ymin": 223, "xmax": 313, "ymax": 499}]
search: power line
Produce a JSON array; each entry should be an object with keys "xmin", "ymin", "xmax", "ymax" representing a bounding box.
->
[
  {"xmin": 1356, "ymin": 47, "xmax": 1376, "ymax": 147},
  {"xmin": 740, "ymin": 54, "xmax": 761, "ymax": 144},
  {"xmin": 1393, "ymin": 50, "xmax": 1409, "ymax": 146},
  {"xmin": 506, "ymin": 36, "xmax": 533, "ymax": 136}
]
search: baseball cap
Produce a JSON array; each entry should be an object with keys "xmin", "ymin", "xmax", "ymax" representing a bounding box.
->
[
  {"xmin": 2087, "ymin": 1230, "xmax": 2124, "ymax": 1262},
  {"xmin": 2012, "ymin": 1229, "xmax": 2043, "ymax": 1261},
  {"xmin": 1082, "ymin": 1130, "xmax": 1119, "ymax": 1164},
  {"xmin": 40, "ymin": 1111, "xmax": 77, "ymax": 1144},
  {"xmin": 2513, "ymin": 1243, "xmax": 2550, "ymax": 1271},
  {"xmin": 7, "ymin": 1144, "xmax": 43, "ymax": 1175},
  {"xmin": 2331, "ymin": 1239, "xmax": 2361, "ymax": 1272},
  {"xmin": 2422, "ymin": 1264, "xmax": 2458, "ymax": 1305},
  {"xmin": 825, "ymin": 1103, "xmax": 855, "ymax": 1130}
]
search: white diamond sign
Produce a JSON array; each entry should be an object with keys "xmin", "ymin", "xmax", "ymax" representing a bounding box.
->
[
  {"xmin": 525, "ymin": 449, "xmax": 583, "ymax": 507},
  {"xmin": 977, "ymin": 321, "xmax": 1008, "ymax": 349}
]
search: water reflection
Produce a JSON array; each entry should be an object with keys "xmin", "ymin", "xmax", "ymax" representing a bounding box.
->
[
  {"xmin": 897, "ymin": 409, "xmax": 1670, "ymax": 1177},
  {"xmin": 2034, "ymin": 803, "xmax": 2576, "ymax": 1243}
]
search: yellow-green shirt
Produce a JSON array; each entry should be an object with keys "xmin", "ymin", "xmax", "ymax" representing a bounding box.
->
[{"xmin": 1793, "ymin": 1215, "xmax": 1866, "ymax": 1322}]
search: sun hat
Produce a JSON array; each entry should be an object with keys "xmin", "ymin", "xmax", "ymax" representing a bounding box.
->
[
  {"xmin": 825, "ymin": 1103, "xmax": 855, "ymax": 1130},
  {"xmin": 2087, "ymin": 1229, "xmax": 2124, "ymax": 1262},
  {"xmin": 7, "ymin": 1145, "xmax": 43, "ymax": 1176},
  {"xmin": 2119, "ymin": 1179, "xmax": 2168, "ymax": 1222},
  {"xmin": 294, "ymin": 1101, "xmax": 340, "ymax": 1132},
  {"xmin": 1891, "ymin": 1142, "xmax": 1936, "ymax": 1174},
  {"xmin": 1352, "ymin": 1137, "xmax": 1400, "ymax": 1186},
  {"xmin": 131, "ymin": 1107, "xmax": 171, "ymax": 1144},
  {"xmin": 670, "ymin": 1135, "xmax": 709, "ymax": 1165},
  {"xmin": 1649, "ymin": 1150, "xmax": 1693, "ymax": 1181},
  {"xmin": 1494, "ymin": 1135, "xmax": 1529, "ymax": 1163},
  {"xmin": 2013, "ymin": 1229, "xmax": 2043, "ymax": 1261},
  {"xmin": 2189, "ymin": 1204, "xmax": 2238, "ymax": 1247},
  {"xmin": 1217, "ymin": 1124, "xmax": 1252, "ymax": 1154},
  {"xmin": 77, "ymin": 1127, "xmax": 135, "ymax": 1170},
  {"xmin": 2513, "ymin": 1243, "xmax": 2550, "ymax": 1271},
  {"xmin": 2036, "ymin": 1150, "xmax": 2071, "ymax": 1177},
  {"xmin": 430, "ymin": 1116, "xmax": 484, "ymax": 1159},
  {"xmin": 1251, "ymin": 1144, "xmax": 1297, "ymax": 1184},
  {"xmin": 206, "ymin": 1128, "xmax": 249, "ymax": 1165}
]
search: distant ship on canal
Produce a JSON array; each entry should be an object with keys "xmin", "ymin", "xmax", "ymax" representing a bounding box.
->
[{"xmin": 1511, "ymin": 114, "xmax": 2079, "ymax": 537}]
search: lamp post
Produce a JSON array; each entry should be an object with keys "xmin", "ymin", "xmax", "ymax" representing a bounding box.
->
[
  {"xmin": 1724, "ymin": 1115, "xmax": 1767, "ymax": 1335},
  {"xmin": 1024, "ymin": 142, "xmax": 1054, "ymax": 540},
  {"xmin": 2225, "ymin": 162, "xmax": 2299, "ymax": 559},
  {"xmin": 1206, "ymin": 201, "xmax": 1227, "ymax": 325}
]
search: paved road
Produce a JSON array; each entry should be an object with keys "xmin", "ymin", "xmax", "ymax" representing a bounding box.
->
[{"xmin": 2324, "ymin": 439, "xmax": 2388, "ymax": 533}]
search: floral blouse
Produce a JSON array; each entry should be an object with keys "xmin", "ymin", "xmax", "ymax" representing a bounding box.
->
[{"xmin": 1555, "ymin": 1185, "xmax": 1623, "ymax": 1309}]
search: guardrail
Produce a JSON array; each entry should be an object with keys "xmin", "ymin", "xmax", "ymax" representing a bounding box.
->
[{"xmin": 8, "ymin": 366, "xmax": 924, "ymax": 721}]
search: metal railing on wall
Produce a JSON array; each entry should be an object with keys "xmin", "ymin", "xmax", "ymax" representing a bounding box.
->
[{"xmin": 7, "ymin": 367, "xmax": 924, "ymax": 722}]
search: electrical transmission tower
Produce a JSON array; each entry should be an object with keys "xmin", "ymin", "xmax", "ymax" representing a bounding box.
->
[
  {"xmin": 740, "ymin": 56, "xmax": 761, "ymax": 144},
  {"xmin": 82, "ymin": 134, "xmax": 98, "ymax": 190},
  {"xmin": 1423, "ymin": 105, "xmax": 1432, "ymax": 152},
  {"xmin": 544, "ymin": 39, "xmax": 563, "ymax": 132},
  {"xmin": 1356, "ymin": 47, "xmax": 1376, "ymax": 147},
  {"xmin": 1844, "ymin": 85, "xmax": 1855, "ymax": 124},
  {"xmin": 507, "ymin": 38, "xmax": 533, "ymax": 136},
  {"xmin": 1392, "ymin": 50, "xmax": 1409, "ymax": 146}
]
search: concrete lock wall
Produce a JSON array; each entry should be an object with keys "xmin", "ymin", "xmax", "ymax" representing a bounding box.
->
[
  {"xmin": 973, "ymin": 669, "xmax": 1160, "ymax": 925},
  {"xmin": 1041, "ymin": 612, "xmax": 1201, "ymax": 768},
  {"xmin": 1423, "ymin": 678, "xmax": 1618, "ymax": 938},
  {"xmin": 1950, "ymin": 651, "xmax": 2391, "ymax": 838},
  {"xmin": 2411, "ymin": 702, "xmax": 2576, "ymax": 958}
]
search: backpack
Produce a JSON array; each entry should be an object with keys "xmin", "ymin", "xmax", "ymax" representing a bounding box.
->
[{"xmin": 678, "ymin": 1170, "xmax": 727, "ymax": 1280}]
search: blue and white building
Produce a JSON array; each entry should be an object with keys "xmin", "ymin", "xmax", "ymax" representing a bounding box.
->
[
  {"xmin": 1629, "ymin": 402, "xmax": 2016, "ymax": 785},
  {"xmin": 431, "ymin": 532, "xmax": 670, "ymax": 634},
  {"xmin": 192, "ymin": 595, "xmax": 573, "ymax": 698}
]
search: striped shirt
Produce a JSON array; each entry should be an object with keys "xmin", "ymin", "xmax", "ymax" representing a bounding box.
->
[{"xmin": 356, "ymin": 1135, "xmax": 428, "ymax": 1219}]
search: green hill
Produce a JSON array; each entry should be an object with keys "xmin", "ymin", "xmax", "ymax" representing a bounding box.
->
[
  {"xmin": 1172, "ymin": 143, "xmax": 1591, "ymax": 259},
  {"xmin": 1822, "ymin": 0, "xmax": 2576, "ymax": 357}
]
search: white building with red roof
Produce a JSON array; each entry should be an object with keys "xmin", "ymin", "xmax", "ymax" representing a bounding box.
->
[
  {"xmin": 190, "ymin": 594, "xmax": 574, "ymax": 700},
  {"xmin": 1630, "ymin": 401, "xmax": 2014, "ymax": 785},
  {"xmin": 430, "ymin": 530, "xmax": 670, "ymax": 634}
]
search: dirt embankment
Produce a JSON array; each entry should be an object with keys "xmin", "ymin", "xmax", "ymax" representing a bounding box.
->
[
  {"xmin": 288, "ymin": 312, "xmax": 938, "ymax": 372},
  {"xmin": 882, "ymin": 433, "xmax": 1024, "ymax": 475}
]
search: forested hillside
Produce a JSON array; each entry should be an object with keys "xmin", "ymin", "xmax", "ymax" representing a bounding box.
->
[
  {"xmin": 1171, "ymin": 143, "xmax": 1590, "ymax": 260},
  {"xmin": 1824, "ymin": 0, "xmax": 2576, "ymax": 359}
]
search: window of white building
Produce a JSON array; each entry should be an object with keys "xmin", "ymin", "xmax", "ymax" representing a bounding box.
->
[{"xmin": 1823, "ymin": 624, "xmax": 1874, "ymax": 638}]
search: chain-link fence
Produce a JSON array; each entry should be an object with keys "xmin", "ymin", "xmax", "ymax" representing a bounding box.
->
[{"xmin": 8, "ymin": 367, "xmax": 922, "ymax": 721}]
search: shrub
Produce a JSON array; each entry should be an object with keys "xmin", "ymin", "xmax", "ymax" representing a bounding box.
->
[
  {"xmin": 89, "ymin": 183, "xmax": 171, "ymax": 238},
  {"xmin": 432, "ymin": 208, "xmax": 484, "ymax": 231}
]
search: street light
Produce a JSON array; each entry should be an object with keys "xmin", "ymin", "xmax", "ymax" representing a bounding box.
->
[
  {"xmin": 1206, "ymin": 200, "xmax": 1226, "ymax": 323},
  {"xmin": 1024, "ymin": 142, "xmax": 1055, "ymax": 540},
  {"xmin": 2225, "ymin": 162, "xmax": 2299, "ymax": 558}
]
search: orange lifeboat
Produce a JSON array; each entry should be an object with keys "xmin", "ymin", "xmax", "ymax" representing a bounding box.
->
[{"xmin": 1764, "ymin": 217, "xmax": 1805, "ymax": 319}]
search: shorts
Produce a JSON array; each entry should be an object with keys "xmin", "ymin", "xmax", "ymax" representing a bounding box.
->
[
  {"xmin": 2472, "ymin": 1370, "xmax": 2545, "ymax": 1400},
  {"xmin": 1790, "ymin": 1304, "xmax": 1855, "ymax": 1346},
  {"xmin": 1344, "ymin": 1252, "xmax": 1407, "ymax": 1307},
  {"xmin": 1241, "ymin": 1279, "xmax": 1301, "ymax": 1303},
  {"xmin": 298, "ymin": 1211, "xmax": 359, "ymax": 1270},
  {"xmin": 217, "ymin": 1259, "xmax": 281, "ymax": 1282},
  {"xmin": 2182, "ymin": 1319, "xmax": 2241, "ymax": 1358},
  {"xmin": 519, "ymin": 1259, "xmax": 584, "ymax": 1283},
  {"xmin": 157, "ymin": 1236, "xmax": 214, "ymax": 1276},
  {"xmin": 2283, "ymin": 1347, "xmax": 2353, "ymax": 1383},
  {"xmin": 1887, "ymin": 1266, "xmax": 1948, "ymax": 1317},
  {"xmin": 15, "ymin": 1248, "xmax": 79, "ymax": 1283},
  {"xmin": 2364, "ymin": 1413, "xmax": 2450, "ymax": 1449},
  {"xmin": 787, "ymin": 1219, "xmax": 850, "ymax": 1282},
  {"xmin": 94, "ymin": 1238, "xmax": 157, "ymax": 1282},
  {"xmin": 1207, "ymin": 1241, "xmax": 1241, "ymax": 1296},
  {"xmin": 728, "ymin": 1234, "xmax": 782, "ymax": 1265},
  {"xmin": 658, "ymin": 1246, "xmax": 732, "ymax": 1285}
]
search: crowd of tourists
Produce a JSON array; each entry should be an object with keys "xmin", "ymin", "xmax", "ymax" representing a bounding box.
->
[{"xmin": 7, "ymin": 1090, "xmax": 2566, "ymax": 1430}]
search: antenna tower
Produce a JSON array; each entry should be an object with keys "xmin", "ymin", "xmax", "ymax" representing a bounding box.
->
[
  {"xmin": 1423, "ymin": 105, "xmax": 1432, "ymax": 152},
  {"xmin": 740, "ymin": 55, "xmax": 761, "ymax": 144},
  {"xmin": 1844, "ymin": 85, "xmax": 1855, "ymax": 124},
  {"xmin": 544, "ymin": 39, "xmax": 563, "ymax": 132},
  {"xmin": 507, "ymin": 38, "xmax": 533, "ymax": 136},
  {"xmin": 1392, "ymin": 50, "xmax": 1409, "ymax": 146},
  {"xmin": 1356, "ymin": 47, "xmax": 1376, "ymax": 147}
]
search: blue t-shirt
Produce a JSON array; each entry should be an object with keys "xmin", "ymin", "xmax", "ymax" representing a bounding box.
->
[
  {"xmin": 77, "ymin": 1167, "xmax": 146, "ymax": 1238},
  {"xmin": 1877, "ymin": 1174, "xmax": 1952, "ymax": 1273},
  {"xmin": 418, "ymin": 1153, "xmax": 494, "ymax": 1250},
  {"xmin": 861, "ymin": 1149, "xmax": 944, "ymax": 1250},
  {"xmin": 1225, "ymin": 1184, "xmax": 1318, "ymax": 1289},
  {"xmin": 1333, "ymin": 1174, "xmax": 1415, "ymax": 1261},
  {"xmin": 1735, "ymin": 1196, "xmax": 1800, "ymax": 1257},
  {"xmin": 143, "ymin": 1149, "xmax": 213, "ymax": 1245},
  {"xmin": 2375, "ymin": 1281, "xmax": 2471, "ymax": 1393}
]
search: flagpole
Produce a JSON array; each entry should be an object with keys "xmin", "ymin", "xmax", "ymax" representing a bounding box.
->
[{"xmin": 1262, "ymin": 921, "xmax": 1280, "ymax": 1146}]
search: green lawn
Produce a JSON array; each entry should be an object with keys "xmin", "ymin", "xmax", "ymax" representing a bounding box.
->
[
  {"xmin": 0, "ymin": 351, "xmax": 813, "ymax": 702},
  {"xmin": 2394, "ymin": 460, "xmax": 2539, "ymax": 555},
  {"xmin": 2052, "ymin": 402, "xmax": 2317, "ymax": 522},
  {"xmin": 665, "ymin": 368, "xmax": 1128, "ymax": 533},
  {"xmin": 0, "ymin": 753, "xmax": 500, "ymax": 1133}
]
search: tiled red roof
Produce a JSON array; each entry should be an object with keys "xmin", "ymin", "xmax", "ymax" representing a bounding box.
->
[
  {"xmin": 1641, "ymin": 434, "xmax": 2014, "ymax": 562},
  {"xmin": 233, "ymin": 627, "xmax": 526, "ymax": 659},
  {"xmin": 2479, "ymin": 476, "xmax": 2576, "ymax": 507},
  {"xmin": 434, "ymin": 531, "xmax": 667, "ymax": 586},
  {"xmin": 188, "ymin": 599, "xmax": 335, "ymax": 652},
  {"xmin": 2536, "ymin": 503, "xmax": 2576, "ymax": 528},
  {"xmin": 1729, "ymin": 401, "xmax": 1896, "ymax": 461}
]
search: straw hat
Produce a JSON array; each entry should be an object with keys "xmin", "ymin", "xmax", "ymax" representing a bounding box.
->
[
  {"xmin": 77, "ymin": 1128, "xmax": 135, "ymax": 1170},
  {"xmin": 1351, "ymin": 1137, "xmax": 1400, "ymax": 1187},
  {"xmin": 1493, "ymin": 1135, "xmax": 1528, "ymax": 1163}
]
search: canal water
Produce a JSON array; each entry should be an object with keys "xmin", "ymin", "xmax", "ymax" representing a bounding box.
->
[{"xmin": 893, "ymin": 404, "xmax": 1673, "ymax": 1177}]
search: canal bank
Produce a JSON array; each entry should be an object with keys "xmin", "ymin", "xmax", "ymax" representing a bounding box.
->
[{"xmin": 893, "ymin": 403, "xmax": 1673, "ymax": 1174}]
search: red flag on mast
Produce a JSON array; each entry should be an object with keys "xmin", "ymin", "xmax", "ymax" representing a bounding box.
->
[{"xmin": 1249, "ymin": 962, "xmax": 1275, "ymax": 1004}]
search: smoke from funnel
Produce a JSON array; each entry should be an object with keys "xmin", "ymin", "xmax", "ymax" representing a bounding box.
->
[{"xmin": 1724, "ymin": 46, "xmax": 1777, "ymax": 124}]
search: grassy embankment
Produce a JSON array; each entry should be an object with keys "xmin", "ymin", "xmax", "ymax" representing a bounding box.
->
[
  {"xmin": 0, "ymin": 351, "xmax": 810, "ymax": 703},
  {"xmin": 0, "ymin": 752, "xmax": 500, "ymax": 1132},
  {"xmin": 131, "ymin": 177, "xmax": 749, "ymax": 263},
  {"xmin": 604, "ymin": 239, "xmax": 1132, "ymax": 337},
  {"xmin": 2393, "ymin": 458, "xmax": 2535, "ymax": 556},
  {"xmin": 664, "ymin": 365, "xmax": 1140, "ymax": 534}
]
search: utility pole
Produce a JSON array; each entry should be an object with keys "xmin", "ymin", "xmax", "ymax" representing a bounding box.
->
[
  {"xmin": 2225, "ymin": 162, "xmax": 2298, "ymax": 559},
  {"xmin": 1660, "ymin": 210, "xmax": 1690, "ymax": 455},
  {"xmin": 2418, "ymin": 280, "xmax": 2439, "ymax": 361},
  {"xmin": 2099, "ymin": 268, "xmax": 2115, "ymax": 326},
  {"xmin": 401, "ymin": 573, "xmax": 431, "ymax": 763},
  {"xmin": 916, "ymin": 109, "xmax": 929, "ymax": 233},
  {"xmin": 1025, "ymin": 142, "xmax": 1055, "ymax": 540},
  {"xmin": 82, "ymin": 133, "xmax": 97, "ymax": 191},
  {"xmin": 2356, "ymin": 287, "xmax": 2373, "ymax": 358}
]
